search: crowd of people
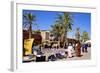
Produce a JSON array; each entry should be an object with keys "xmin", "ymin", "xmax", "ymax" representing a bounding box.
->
[{"xmin": 31, "ymin": 41, "xmax": 90, "ymax": 62}]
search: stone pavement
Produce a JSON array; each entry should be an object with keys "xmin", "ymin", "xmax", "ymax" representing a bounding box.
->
[
  {"xmin": 23, "ymin": 47, "xmax": 91, "ymax": 62},
  {"xmin": 67, "ymin": 47, "xmax": 91, "ymax": 60},
  {"xmin": 41, "ymin": 47, "xmax": 91, "ymax": 61}
]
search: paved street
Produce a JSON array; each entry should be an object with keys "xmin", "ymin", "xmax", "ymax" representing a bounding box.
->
[
  {"xmin": 23, "ymin": 47, "xmax": 91, "ymax": 62},
  {"xmin": 41, "ymin": 47, "xmax": 91, "ymax": 61},
  {"xmin": 67, "ymin": 47, "xmax": 91, "ymax": 60}
]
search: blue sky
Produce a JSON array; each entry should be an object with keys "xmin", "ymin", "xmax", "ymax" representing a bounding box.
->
[{"xmin": 23, "ymin": 10, "xmax": 91, "ymax": 38}]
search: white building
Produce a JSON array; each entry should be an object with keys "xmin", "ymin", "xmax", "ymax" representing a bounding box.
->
[{"xmin": 40, "ymin": 30, "xmax": 50, "ymax": 42}]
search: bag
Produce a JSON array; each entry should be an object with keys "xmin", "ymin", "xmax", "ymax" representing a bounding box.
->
[{"xmin": 48, "ymin": 54, "xmax": 57, "ymax": 61}]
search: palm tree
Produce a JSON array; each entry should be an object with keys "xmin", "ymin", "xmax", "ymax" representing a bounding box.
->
[
  {"xmin": 82, "ymin": 31, "xmax": 89, "ymax": 42},
  {"xmin": 51, "ymin": 23, "xmax": 63, "ymax": 41},
  {"xmin": 75, "ymin": 28, "xmax": 80, "ymax": 41},
  {"xmin": 52, "ymin": 12, "xmax": 73, "ymax": 46},
  {"xmin": 23, "ymin": 13, "xmax": 36, "ymax": 39},
  {"xmin": 56, "ymin": 12, "xmax": 73, "ymax": 43}
]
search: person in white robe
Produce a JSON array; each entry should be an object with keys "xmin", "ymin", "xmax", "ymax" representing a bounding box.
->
[{"xmin": 67, "ymin": 43, "xmax": 75, "ymax": 58}]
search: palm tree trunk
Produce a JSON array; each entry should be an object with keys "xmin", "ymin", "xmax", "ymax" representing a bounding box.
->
[
  {"xmin": 29, "ymin": 23, "xmax": 32, "ymax": 39},
  {"xmin": 66, "ymin": 32, "xmax": 68, "ymax": 46},
  {"xmin": 63, "ymin": 27, "xmax": 68, "ymax": 48}
]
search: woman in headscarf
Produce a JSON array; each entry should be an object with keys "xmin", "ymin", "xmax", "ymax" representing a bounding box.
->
[{"xmin": 75, "ymin": 41, "xmax": 82, "ymax": 57}]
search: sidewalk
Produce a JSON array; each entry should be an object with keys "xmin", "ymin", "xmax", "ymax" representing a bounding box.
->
[{"xmin": 66, "ymin": 47, "xmax": 91, "ymax": 60}]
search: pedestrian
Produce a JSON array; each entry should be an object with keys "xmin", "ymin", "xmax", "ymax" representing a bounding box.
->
[
  {"xmin": 82, "ymin": 44, "xmax": 85, "ymax": 53},
  {"xmin": 84, "ymin": 44, "xmax": 88, "ymax": 53},
  {"xmin": 75, "ymin": 41, "xmax": 82, "ymax": 57},
  {"xmin": 72, "ymin": 43, "xmax": 75, "ymax": 50},
  {"xmin": 67, "ymin": 43, "xmax": 75, "ymax": 58}
]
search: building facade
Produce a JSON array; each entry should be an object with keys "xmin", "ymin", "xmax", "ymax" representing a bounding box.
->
[{"xmin": 40, "ymin": 30, "xmax": 50, "ymax": 42}]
